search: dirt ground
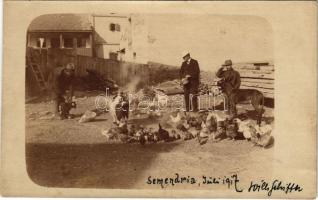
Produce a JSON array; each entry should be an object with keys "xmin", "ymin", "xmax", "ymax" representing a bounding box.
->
[{"xmin": 26, "ymin": 91, "xmax": 275, "ymax": 190}]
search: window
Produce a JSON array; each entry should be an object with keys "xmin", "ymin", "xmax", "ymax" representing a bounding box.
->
[
  {"xmin": 64, "ymin": 37, "xmax": 74, "ymax": 48},
  {"xmin": 76, "ymin": 37, "xmax": 87, "ymax": 48},
  {"xmin": 51, "ymin": 38, "xmax": 60, "ymax": 48},
  {"xmin": 110, "ymin": 23, "xmax": 116, "ymax": 31},
  {"xmin": 110, "ymin": 23, "xmax": 121, "ymax": 32},
  {"xmin": 115, "ymin": 24, "xmax": 121, "ymax": 32},
  {"xmin": 109, "ymin": 52, "xmax": 118, "ymax": 60},
  {"xmin": 36, "ymin": 38, "xmax": 46, "ymax": 48}
]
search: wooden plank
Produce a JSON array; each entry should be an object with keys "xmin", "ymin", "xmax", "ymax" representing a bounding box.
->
[
  {"xmin": 234, "ymin": 65, "xmax": 274, "ymax": 71},
  {"xmin": 260, "ymin": 65, "xmax": 274, "ymax": 71},
  {"xmin": 241, "ymin": 78, "xmax": 274, "ymax": 84},
  {"xmin": 240, "ymin": 71, "xmax": 274, "ymax": 79},
  {"xmin": 241, "ymin": 82, "xmax": 274, "ymax": 89},
  {"xmin": 263, "ymin": 92, "xmax": 274, "ymax": 99},
  {"xmin": 237, "ymin": 69, "xmax": 274, "ymax": 74},
  {"xmin": 240, "ymin": 85, "xmax": 274, "ymax": 93}
]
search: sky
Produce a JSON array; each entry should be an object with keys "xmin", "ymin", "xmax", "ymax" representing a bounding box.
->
[{"xmin": 145, "ymin": 14, "xmax": 274, "ymax": 72}]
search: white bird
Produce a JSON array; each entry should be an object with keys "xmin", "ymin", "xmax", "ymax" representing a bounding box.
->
[
  {"xmin": 170, "ymin": 112, "xmax": 181, "ymax": 124},
  {"xmin": 255, "ymin": 124, "xmax": 273, "ymax": 136},
  {"xmin": 234, "ymin": 118, "xmax": 255, "ymax": 140}
]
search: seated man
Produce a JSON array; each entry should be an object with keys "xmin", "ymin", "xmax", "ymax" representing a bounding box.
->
[{"xmin": 215, "ymin": 59, "xmax": 241, "ymax": 115}]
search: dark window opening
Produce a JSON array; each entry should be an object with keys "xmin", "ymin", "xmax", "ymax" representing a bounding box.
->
[
  {"xmin": 110, "ymin": 23, "xmax": 120, "ymax": 32},
  {"xmin": 64, "ymin": 37, "xmax": 74, "ymax": 48},
  {"xmin": 51, "ymin": 38, "xmax": 60, "ymax": 48},
  {"xmin": 76, "ymin": 37, "xmax": 87, "ymax": 48},
  {"xmin": 110, "ymin": 23, "xmax": 116, "ymax": 31}
]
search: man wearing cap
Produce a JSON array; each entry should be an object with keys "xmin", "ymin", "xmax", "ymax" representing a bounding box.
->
[
  {"xmin": 216, "ymin": 59, "xmax": 241, "ymax": 115},
  {"xmin": 51, "ymin": 62, "xmax": 76, "ymax": 119},
  {"xmin": 179, "ymin": 52, "xmax": 200, "ymax": 112}
]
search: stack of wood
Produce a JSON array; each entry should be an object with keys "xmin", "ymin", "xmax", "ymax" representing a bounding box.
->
[{"xmin": 233, "ymin": 61, "xmax": 274, "ymax": 99}]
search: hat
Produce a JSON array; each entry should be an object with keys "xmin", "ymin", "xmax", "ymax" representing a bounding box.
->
[
  {"xmin": 222, "ymin": 59, "xmax": 232, "ymax": 66},
  {"xmin": 182, "ymin": 51, "xmax": 190, "ymax": 58},
  {"xmin": 66, "ymin": 63, "xmax": 75, "ymax": 70}
]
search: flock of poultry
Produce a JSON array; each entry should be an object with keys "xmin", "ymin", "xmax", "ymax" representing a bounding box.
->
[{"xmin": 102, "ymin": 110, "xmax": 274, "ymax": 148}]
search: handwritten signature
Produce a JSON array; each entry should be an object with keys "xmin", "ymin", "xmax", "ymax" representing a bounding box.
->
[{"xmin": 248, "ymin": 179, "xmax": 303, "ymax": 196}]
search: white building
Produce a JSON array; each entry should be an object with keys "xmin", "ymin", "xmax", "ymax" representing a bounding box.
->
[
  {"xmin": 27, "ymin": 13, "xmax": 149, "ymax": 64},
  {"xmin": 92, "ymin": 13, "xmax": 148, "ymax": 64}
]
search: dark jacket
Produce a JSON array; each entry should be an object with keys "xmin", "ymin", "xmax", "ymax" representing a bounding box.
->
[
  {"xmin": 216, "ymin": 67, "xmax": 241, "ymax": 91},
  {"xmin": 52, "ymin": 67, "xmax": 75, "ymax": 95},
  {"xmin": 180, "ymin": 58, "xmax": 200, "ymax": 85}
]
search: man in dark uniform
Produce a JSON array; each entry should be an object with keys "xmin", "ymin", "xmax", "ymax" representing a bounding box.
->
[
  {"xmin": 52, "ymin": 63, "xmax": 76, "ymax": 119},
  {"xmin": 216, "ymin": 59, "xmax": 241, "ymax": 115},
  {"xmin": 180, "ymin": 52, "xmax": 200, "ymax": 112}
]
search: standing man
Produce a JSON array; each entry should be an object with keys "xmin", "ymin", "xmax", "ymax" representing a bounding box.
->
[
  {"xmin": 51, "ymin": 62, "xmax": 76, "ymax": 119},
  {"xmin": 216, "ymin": 59, "xmax": 241, "ymax": 115},
  {"xmin": 180, "ymin": 52, "xmax": 200, "ymax": 112}
]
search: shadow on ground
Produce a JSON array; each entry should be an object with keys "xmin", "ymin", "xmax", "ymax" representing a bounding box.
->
[{"xmin": 26, "ymin": 142, "xmax": 180, "ymax": 188}]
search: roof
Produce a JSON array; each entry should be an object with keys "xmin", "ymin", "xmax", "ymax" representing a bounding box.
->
[{"xmin": 28, "ymin": 14, "xmax": 93, "ymax": 32}]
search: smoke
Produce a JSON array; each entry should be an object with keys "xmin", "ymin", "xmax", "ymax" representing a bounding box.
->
[
  {"xmin": 120, "ymin": 62, "xmax": 145, "ymax": 93},
  {"xmin": 123, "ymin": 76, "xmax": 142, "ymax": 93}
]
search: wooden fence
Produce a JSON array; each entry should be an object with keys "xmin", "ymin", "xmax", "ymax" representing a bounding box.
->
[
  {"xmin": 76, "ymin": 56, "xmax": 150, "ymax": 86},
  {"xmin": 26, "ymin": 47, "xmax": 180, "ymax": 97},
  {"xmin": 233, "ymin": 62, "xmax": 274, "ymax": 99}
]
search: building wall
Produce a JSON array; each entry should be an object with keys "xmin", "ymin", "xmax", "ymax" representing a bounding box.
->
[
  {"xmin": 94, "ymin": 16, "xmax": 128, "ymax": 44},
  {"xmin": 93, "ymin": 15, "xmax": 130, "ymax": 59},
  {"xmin": 94, "ymin": 44, "xmax": 120, "ymax": 59},
  {"xmin": 92, "ymin": 14, "xmax": 149, "ymax": 64},
  {"xmin": 129, "ymin": 14, "xmax": 149, "ymax": 64}
]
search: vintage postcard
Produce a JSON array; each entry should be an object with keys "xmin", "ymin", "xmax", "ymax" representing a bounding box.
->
[{"xmin": 1, "ymin": 1, "xmax": 317, "ymax": 198}]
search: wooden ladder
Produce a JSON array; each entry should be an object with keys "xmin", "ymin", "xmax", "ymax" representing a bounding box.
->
[{"xmin": 28, "ymin": 62, "xmax": 47, "ymax": 91}]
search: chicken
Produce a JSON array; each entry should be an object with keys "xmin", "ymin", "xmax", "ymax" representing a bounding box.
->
[
  {"xmin": 128, "ymin": 124, "xmax": 137, "ymax": 136},
  {"xmin": 170, "ymin": 112, "xmax": 181, "ymax": 124},
  {"xmin": 199, "ymin": 122, "xmax": 210, "ymax": 138},
  {"xmin": 188, "ymin": 127, "xmax": 199, "ymax": 138},
  {"xmin": 198, "ymin": 122, "xmax": 209, "ymax": 145},
  {"xmin": 209, "ymin": 111, "xmax": 227, "ymax": 123},
  {"xmin": 187, "ymin": 116, "xmax": 201, "ymax": 129},
  {"xmin": 214, "ymin": 126, "xmax": 226, "ymax": 140},
  {"xmin": 233, "ymin": 118, "xmax": 255, "ymax": 140},
  {"xmin": 171, "ymin": 129, "xmax": 181, "ymax": 140},
  {"xmin": 135, "ymin": 125, "xmax": 146, "ymax": 145},
  {"xmin": 139, "ymin": 134, "xmax": 146, "ymax": 145},
  {"xmin": 255, "ymin": 124, "xmax": 273, "ymax": 136},
  {"xmin": 158, "ymin": 123, "xmax": 170, "ymax": 142},
  {"xmin": 182, "ymin": 131, "xmax": 195, "ymax": 141},
  {"xmin": 251, "ymin": 130, "xmax": 274, "ymax": 148},
  {"xmin": 225, "ymin": 123, "xmax": 238, "ymax": 140},
  {"xmin": 206, "ymin": 113, "xmax": 217, "ymax": 132}
]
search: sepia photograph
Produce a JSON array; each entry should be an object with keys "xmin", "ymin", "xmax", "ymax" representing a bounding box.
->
[
  {"xmin": 25, "ymin": 12, "xmax": 275, "ymax": 189},
  {"xmin": 1, "ymin": 1, "xmax": 316, "ymax": 198}
]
